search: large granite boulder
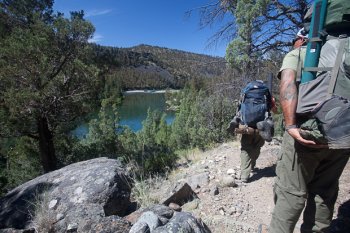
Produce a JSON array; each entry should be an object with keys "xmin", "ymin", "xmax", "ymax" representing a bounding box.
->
[
  {"xmin": 0, "ymin": 158, "xmax": 132, "ymax": 232},
  {"xmin": 129, "ymin": 204, "xmax": 211, "ymax": 233}
]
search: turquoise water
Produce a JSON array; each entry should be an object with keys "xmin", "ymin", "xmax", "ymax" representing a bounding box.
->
[
  {"xmin": 119, "ymin": 92, "xmax": 175, "ymax": 131},
  {"xmin": 74, "ymin": 92, "xmax": 175, "ymax": 137}
]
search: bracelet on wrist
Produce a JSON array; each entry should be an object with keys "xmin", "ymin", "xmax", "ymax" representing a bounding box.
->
[{"xmin": 285, "ymin": 124, "xmax": 297, "ymax": 131}]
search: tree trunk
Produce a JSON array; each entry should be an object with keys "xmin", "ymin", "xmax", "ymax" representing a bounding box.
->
[{"xmin": 38, "ymin": 116, "xmax": 57, "ymax": 172}]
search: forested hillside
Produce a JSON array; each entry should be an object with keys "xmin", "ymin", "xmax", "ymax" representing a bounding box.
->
[{"xmin": 90, "ymin": 43, "xmax": 233, "ymax": 90}]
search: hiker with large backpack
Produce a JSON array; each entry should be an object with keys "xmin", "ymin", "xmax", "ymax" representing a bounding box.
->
[
  {"xmin": 228, "ymin": 80, "xmax": 276, "ymax": 183},
  {"xmin": 267, "ymin": 1, "xmax": 350, "ymax": 233}
]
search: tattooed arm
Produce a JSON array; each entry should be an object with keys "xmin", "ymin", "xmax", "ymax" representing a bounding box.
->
[{"xmin": 280, "ymin": 69, "xmax": 316, "ymax": 145}]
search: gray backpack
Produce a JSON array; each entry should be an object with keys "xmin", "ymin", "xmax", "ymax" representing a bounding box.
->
[{"xmin": 296, "ymin": 36, "xmax": 350, "ymax": 149}]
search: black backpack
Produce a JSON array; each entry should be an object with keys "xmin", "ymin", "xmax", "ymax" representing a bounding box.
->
[{"xmin": 238, "ymin": 80, "xmax": 272, "ymax": 128}]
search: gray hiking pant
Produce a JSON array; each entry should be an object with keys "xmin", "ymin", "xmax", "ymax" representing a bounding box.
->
[
  {"xmin": 269, "ymin": 132, "xmax": 350, "ymax": 233},
  {"xmin": 240, "ymin": 134, "xmax": 265, "ymax": 180}
]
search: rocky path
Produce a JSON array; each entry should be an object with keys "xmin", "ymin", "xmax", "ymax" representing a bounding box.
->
[{"xmin": 156, "ymin": 138, "xmax": 350, "ymax": 233}]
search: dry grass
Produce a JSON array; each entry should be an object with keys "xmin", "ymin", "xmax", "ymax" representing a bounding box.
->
[
  {"xmin": 131, "ymin": 141, "xmax": 243, "ymax": 209},
  {"xmin": 176, "ymin": 148, "xmax": 205, "ymax": 164},
  {"xmin": 131, "ymin": 174, "xmax": 165, "ymax": 208},
  {"xmin": 28, "ymin": 191, "xmax": 56, "ymax": 233}
]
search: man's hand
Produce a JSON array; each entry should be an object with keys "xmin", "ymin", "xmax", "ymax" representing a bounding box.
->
[
  {"xmin": 287, "ymin": 128, "xmax": 315, "ymax": 144},
  {"xmin": 287, "ymin": 128, "xmax": 328, "ymax": 148},
  {"xmin": 271, "ymin": 97, "xmax": 278, "ymax": 113},
  {"xmin": 279, "ymin": 69, "xmax": 327, "ymax": 148}
]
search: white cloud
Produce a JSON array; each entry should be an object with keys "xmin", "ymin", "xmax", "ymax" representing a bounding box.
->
[
  {"xmin": 88, "ymin": 33, "xmax": 103, "ymax": 43},
  {"xmin": 85, "ymin": 9, "xmax": 112, "ymax": 17}
]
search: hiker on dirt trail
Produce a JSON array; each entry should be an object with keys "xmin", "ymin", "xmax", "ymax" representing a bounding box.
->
[
  {"xmin": 227, "ymin": 80, "xmax": 277, "ymax": 183},
  {"xmin": 266, "ymin": 9, "xmax": 350, "ymax": 233},
  {"xmin": 238, "ymin": 93, "xmax": 277, "ymax": 183},
  {"xmin": 237, "ymin": 133, "xmax": 265, "ymax": 183}
]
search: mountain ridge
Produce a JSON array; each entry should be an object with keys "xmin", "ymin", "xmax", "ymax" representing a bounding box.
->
[{"xmin": 91, "ymin": 43, "xmax": 233, "ymax": 90}]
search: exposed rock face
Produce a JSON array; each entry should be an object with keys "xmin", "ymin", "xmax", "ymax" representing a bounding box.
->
[
  {"xmin": 185, "ymin": 172, "xmax": 210, "ymax": 190},
  {"xmin": 162, "ymin": 182, "xmax": 198, "ymax": 206},
  {"xmin": 129, "ymin": 205, "xmax": 211, "ymax": 233},
  {"xmin": 0, "ymin": 158, "xmax": 132, "ymax": 232},
  {"xmin": 154, "ymin": 211, "xmax": 210, "ymax": 233},
  {"xmin": 77, "ymin": 215, "xmax": 131, "ymax": 233}
]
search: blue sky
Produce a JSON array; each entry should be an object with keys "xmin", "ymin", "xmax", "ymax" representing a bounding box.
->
[{"xmin": 53, "ymin": 0, "xmax": 228, "ymax": 57}]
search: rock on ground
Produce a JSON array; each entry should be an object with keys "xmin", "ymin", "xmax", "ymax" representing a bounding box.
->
[
  {"xmin": 149, "ymin": 139, "xmax": 350, "ymax": 233},
  {"xmin": 0, "ymin": 157, "xmax": 132, "ymax": 233}
]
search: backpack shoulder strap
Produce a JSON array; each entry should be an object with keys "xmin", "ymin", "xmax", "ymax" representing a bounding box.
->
[
  {"xmin": 296, "ymin": 47, "xmax": 302, "ymax": 84},
  {"xmin": 327, "ymin": 36, "xmax": 348, "ymax": 98}
]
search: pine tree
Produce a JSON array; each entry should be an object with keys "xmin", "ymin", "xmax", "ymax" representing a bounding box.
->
[
  {"xmin": 0, "ymin": 1, "xmax": 98, "ymax": 172},
  {"xmin": 155, "ymin": 114, "xmax": 170, "ymax": 146},
  {"xmin": 81, "ymin": 99, "xmax": 122, "ymax": 158}
]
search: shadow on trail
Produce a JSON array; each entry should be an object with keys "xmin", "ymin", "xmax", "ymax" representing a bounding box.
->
[
  {"xmin": 329, "ymin": 199, "xmax": 350, "ymax": 233},
  {"xmin": 249, "ymin": 164, "xmax": 276, "ymax": 182}
]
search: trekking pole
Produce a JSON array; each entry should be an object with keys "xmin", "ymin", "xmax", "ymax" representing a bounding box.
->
[{"xmin": 302, "ymin": 0, "xmax": 328, "ymax": 83}]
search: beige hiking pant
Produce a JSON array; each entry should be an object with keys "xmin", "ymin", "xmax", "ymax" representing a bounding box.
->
[
  {"xmin": 269, "ymin": 132, "xmax": 349, "ymax": 233},
  {"xmin": 240, "ymin": 134, "xmax": 265, "ymax": 180}
]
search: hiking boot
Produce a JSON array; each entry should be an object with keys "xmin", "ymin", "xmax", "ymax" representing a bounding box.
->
[
  {"xmin": 257, "ymin": 224, "xmax": 268, "ymax": 233},
  {"xmin": 236, "ymin": 177, "xmax": 248, "ymax": 185},
  {"xmin": 250, "ymin": 171, "xmax": 257, "ymax": 176},
  {"xmin": 257, "ymin": 118, "xmax": 274, "ymax": 142}
]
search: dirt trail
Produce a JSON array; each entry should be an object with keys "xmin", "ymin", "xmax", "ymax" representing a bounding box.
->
[{"xmin": 161, "ymin": 138, "xmax": 350, "ymax": 233}]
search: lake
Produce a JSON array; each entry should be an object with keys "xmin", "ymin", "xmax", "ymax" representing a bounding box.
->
[
  {"xmin": 74, "ymin": 91, "xmax": 175, "ymax": 137},
  {"xmin": 119, "ymin": 91, "xmax": 175, "ymax": 131}
]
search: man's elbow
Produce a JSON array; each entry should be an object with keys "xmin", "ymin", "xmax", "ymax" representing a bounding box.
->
[{"xmin": 280, "ymin": 69, "xmax": 297, "ymax": 82}]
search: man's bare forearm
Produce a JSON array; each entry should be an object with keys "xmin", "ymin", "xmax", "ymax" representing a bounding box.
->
[{"xmin": 280, "ymin": 69, "xmax": 298, "ymax": 126}]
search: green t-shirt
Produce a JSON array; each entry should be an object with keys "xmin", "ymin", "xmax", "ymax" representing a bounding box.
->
[
  {"xmin": 278, "ymin": 47, "xmax": 306, "ymax": 79},
  {"xmin": 278, "ymin": 47, "xmax": 325, "ymax": 142}
]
